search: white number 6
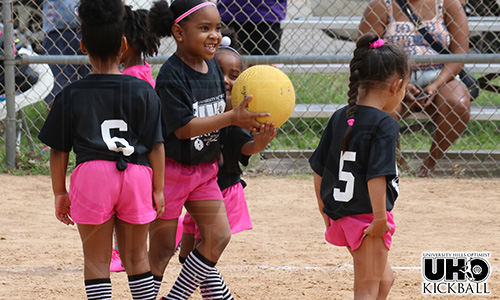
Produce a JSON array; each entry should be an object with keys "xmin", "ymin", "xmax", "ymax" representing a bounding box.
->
[
  {"xmin": 101, "ymin": 120, "xmax": 135, "ymax": 156},
  {"xmin": 333, "ymin": 151, "xmax": 356, "ymax": 202}
]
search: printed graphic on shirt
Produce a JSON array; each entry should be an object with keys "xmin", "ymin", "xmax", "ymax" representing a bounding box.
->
[{"xmin": 191, "ymin": 94, "xmax": 226, "ymax": 151}]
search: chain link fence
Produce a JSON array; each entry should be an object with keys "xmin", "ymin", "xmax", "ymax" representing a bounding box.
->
[{"xmin": 1, "ymin": 0, "xmax": 500, "ymax": 176}]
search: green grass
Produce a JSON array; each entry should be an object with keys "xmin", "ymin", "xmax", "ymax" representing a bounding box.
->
[
  {"xmin": 0, "ymin": 101, "xmax": 76, "ymax": 175},
  {"xmin": 474, "ymin": 74, "xmax": 500, "ymax": 105},
  {"xmin": 289, "ymin": 73, "xmax": 349, "ymax": 104},
  {"xmin": 272, "ymin": 73, "xmax": 500, "ymax": 151},
  {"xmin": 399, "ymin": 120, "xmax": 500, "ymax": 151}
]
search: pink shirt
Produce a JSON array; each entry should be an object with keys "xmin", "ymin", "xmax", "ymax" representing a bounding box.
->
[{"xmin": 121, "ymin": 62, "xmax": 155, "ymax": 88}]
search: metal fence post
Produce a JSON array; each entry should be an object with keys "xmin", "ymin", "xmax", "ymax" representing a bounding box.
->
[{"xmin": 2, "ymin": 0, "xmax": 17, "ymax": 168}]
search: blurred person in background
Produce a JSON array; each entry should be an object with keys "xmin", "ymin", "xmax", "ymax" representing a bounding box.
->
[
  {"xmin": 43, "ymin": 0, "xmax": 90, "ymax": 106},
  {"xmin": 359, "ymin": 0, "xmax": 471, "ymax": 177},
  {"xmin": 217, "ymin": 0, "xmax": 287, "ymax": 55}
]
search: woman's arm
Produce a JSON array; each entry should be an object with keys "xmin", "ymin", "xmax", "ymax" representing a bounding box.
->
[
  {"xmin": 174, "ymin": 95, "xmax": 270, "ymax": 139},
  {"xmin": 358, "ymin": 0, "xmax": 388, "ymax": 37},
  {"xmin": 426, "ymin": 0, "xmax": 469, "ymax": 92}
]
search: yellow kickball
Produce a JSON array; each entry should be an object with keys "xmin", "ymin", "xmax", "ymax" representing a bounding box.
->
[{"xmin": 231, "ymin": 65, "xmax": 296, "ymax": 128}]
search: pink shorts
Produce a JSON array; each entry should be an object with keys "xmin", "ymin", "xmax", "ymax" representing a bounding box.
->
[
  {"xmin": 325, "ymin": 211, "xmax": 395, "ymax": 251},
  {"xmin": 160, "ymin": 158, "xmax": 223, "ymax": 220},
  {"xmin": 69, "ymin": 160, "xmax": 157, "ymax": 225},
  {"xmin": 182, "ymin": 182, "xmax": 252, "ymax": 239},
  {"xmin": 182, "ymin": 213, "xmax": 197, "ymax": 235}
]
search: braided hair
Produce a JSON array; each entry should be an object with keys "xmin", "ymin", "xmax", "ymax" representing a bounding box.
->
[
  {"xmin": 342, "ymin": 33, "xmax": 409, "ymax": 152},
  {"xmin": 124, "ymin": 5, "xmax": 161, "ymax": 58}
]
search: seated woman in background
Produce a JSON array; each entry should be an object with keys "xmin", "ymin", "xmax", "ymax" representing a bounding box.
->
[{"xmin": 359, "ymin": 0, "xmax": 471, "ymax": 177}]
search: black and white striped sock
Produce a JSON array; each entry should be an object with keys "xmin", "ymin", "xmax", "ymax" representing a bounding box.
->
[
  {"xmin": 128, "ymin": 271, "xmax": 155, "ymax": 300},
  {"xmin": 162, "ymin": 248, "xmax": 215, "ymax": 300},
  {"xmin": 200, "ymin": 267, "xmax": 234, "ymax": 300},
  {"xmin": 153, "ymin": 274, "xmax": 163, "ymax": 298},
  {"xmin": 85, "ymin": 278, "xmax": 112, "ymax": 300}
]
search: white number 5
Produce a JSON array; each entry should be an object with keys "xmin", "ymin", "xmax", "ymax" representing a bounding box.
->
[
  {"xmin": 333, "ymin": 151, "xmax": 356, "ymax": 202},
  {"xmin": 101, "ymin": 120, "xmax": 135, "ymax": 156}
]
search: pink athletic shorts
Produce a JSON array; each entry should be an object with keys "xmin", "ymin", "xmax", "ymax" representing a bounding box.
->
[
  {"xmin": 69, "ymin": 160, "xmax": 157, "ymax": 225},
  {"xmin": 182, "ymin": 182, "xmax": 252, "ymax": 238},
  {"xmin": 182, "ymin": 212, "xmax": 197, "ymax": 235},
  {"xmin": 222, "ymin": 182, "xmax": 253, "ymax": 234},
  {"xmin": 160, "ymin": 158, "xmax": 224, "ymax": 220},
  {"xmin": 325, "ymin": 211, "xmax": 395, "ymax": 251}
]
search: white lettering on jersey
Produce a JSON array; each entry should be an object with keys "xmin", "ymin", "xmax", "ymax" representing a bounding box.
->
[
  {"xmin": 192, "ymin": 95, "xmax": 225, "ymax": 118},
  {"xmin": 191, "ymin": 94, "xmax": 225, "ymax": 142},
  {"xmin": 391, "ymin": 161, "xmax": 400, "ymax": 196},
  {"xmin": 101, "ymin": 120, "xmax": 135, "ymax": 156},
  {"xmin": 192, "ymin": 102, "xmax": 199, "ymax": 117},
  {"xmin": 334, "ymin": 151, "xmax": 356, "ymax": 202}
]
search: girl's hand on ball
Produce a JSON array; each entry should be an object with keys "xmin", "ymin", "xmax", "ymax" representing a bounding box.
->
[
  {"xmin": 253, "ymin": 122, "xmax": 277, "ymax": 152},
  {"xmin": 231, "ymin": 95, "xmax": 270, "ymax": 130}
]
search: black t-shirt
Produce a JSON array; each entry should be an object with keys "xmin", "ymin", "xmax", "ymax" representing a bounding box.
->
[
  {"xmin": 309, "ymin": 105, "xmax": 400, "ymax": 220},
  {"xmin": 39, "ymin": 74, "xmax": 163, "ymax": 167},
  {"xmin": 156, "ymin": 54, "xmax": 226, "ymax": 165},
  {"xmin": 218, "ymin": 126, "xmax": 253, "ymax": 190}
]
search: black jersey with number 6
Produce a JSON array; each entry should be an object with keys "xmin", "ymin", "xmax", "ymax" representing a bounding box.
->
[
  {"xmin": 38, "ymin": 74, "xmax": 163, "ymax": 167},
  {"xmin": 309, "ymin": 105, "xmax": 400, "ymax": 220}
]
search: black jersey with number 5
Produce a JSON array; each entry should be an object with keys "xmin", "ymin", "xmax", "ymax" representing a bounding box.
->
[
  {"xmin": 38, "ymin": 74, "xmax": 163, "ymax": 167},
  {"xmin": 309, "ymin": 105, "xmax": 400, "ymax": 220}
]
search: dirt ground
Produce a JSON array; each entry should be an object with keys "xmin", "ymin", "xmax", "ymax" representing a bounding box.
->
[{"xmin": 0, "ymin": 174, "xmax": 499, "ymax": 299}]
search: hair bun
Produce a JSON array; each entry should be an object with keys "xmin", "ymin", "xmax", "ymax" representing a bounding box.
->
[
  {"xmin": 221, "ymin": 36, "xmax": 231, "ymax": 47},
  {"xmin": 78, "ymin": 0, "xmax": 125, "ymax": 25}
]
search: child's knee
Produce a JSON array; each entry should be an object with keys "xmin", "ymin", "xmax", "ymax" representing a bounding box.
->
[
  {"xmin": 381, "ymin": 268, "xmax": 395, "ymax": 288},
  {"xmin": 150, "ymin": 239, "xmax": 176, "ymax": 263},
  {"xmin": 219, "ymin": 229, "xmax": 231, "ymax": 248},
  {"xmin": 210, "ymin": 225, "xmax": 231, "ymax": 249}
]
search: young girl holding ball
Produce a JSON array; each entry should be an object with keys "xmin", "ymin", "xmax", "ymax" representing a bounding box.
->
[
  {"xmin": 146, "ymin": 1, "xmax": 269, "ymax": 298},
  {"xmin": 178, "ymin": 33, "xmax": 277, "ymax": 298}
]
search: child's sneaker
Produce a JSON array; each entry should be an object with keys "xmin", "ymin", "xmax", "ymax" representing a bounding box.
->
[{"xmin": 110, "ymin": 249, "xmax": 125, "ymax": 272}]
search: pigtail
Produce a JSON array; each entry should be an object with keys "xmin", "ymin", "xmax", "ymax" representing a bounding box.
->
[
  {"xmin": 147, "ymin": 0, "xmax": 175, "ymax": 38},
  {"xmin": 342, "ymin": 58, "xmax": 360, "ymax": 153},
  {"xmin": 221, "ymin": 26, "xmax": 241, "ymax": 53},
  {"xmin": 217, "ymin": 27, "xmax": 245, "ymax": 70},
  {"xmin": 342, "ymin": 34, "xmax": 377, "ymax": 152},
  {"xmin": 124, "ymin": 6, "xmax": 160, "ymax": 57}
]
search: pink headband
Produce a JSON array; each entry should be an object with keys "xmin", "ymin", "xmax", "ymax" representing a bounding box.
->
[
  {"xmin": 369, "ymin": 39, "xmax": 384, "ymax": 49},
  {"xmin": 174, "ymin": 2, "xmax": 216, "ymax": 24}
]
